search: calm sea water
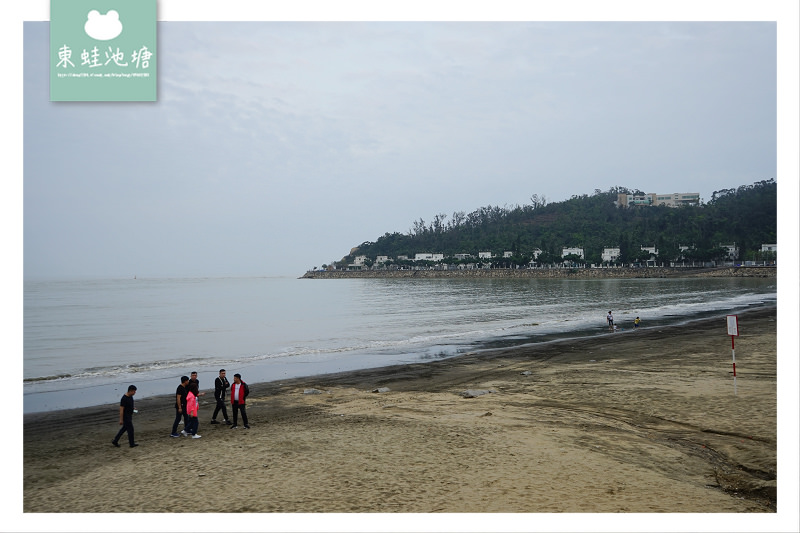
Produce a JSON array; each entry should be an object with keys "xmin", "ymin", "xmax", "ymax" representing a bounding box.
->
[{"xmin": 23, "ymin": 275, "xmax": 776, "ymax": 413}]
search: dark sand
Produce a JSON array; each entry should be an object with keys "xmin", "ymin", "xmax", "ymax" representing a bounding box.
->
[{"xmin": 22, "ymin": 307, "xmax": 785, "ymax": 529}]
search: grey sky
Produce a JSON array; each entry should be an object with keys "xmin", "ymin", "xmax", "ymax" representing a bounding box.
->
[{"xmin": 23, "ymin": 21, "xmax": 778, "ymax": 278}]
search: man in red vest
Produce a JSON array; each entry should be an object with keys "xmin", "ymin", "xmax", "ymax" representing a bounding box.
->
[{"xmin": 230, "ymin": 373, "xmax": 250, "ymax": 429}]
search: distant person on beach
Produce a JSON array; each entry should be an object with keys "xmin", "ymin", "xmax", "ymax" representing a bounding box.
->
[
  {"xmin": 171, "ymin": 376, "xmax": 189, "ymax": 438},
  {"xmin": 607, "ymin": 311, "xmax": 614, "ymax": 331},
  {"xmin": 186, "ymin": 383, "xmax": 201, "ymax": 438},
  {"xmin": 188, "ymin": 371, "xmax": 206, "ymax": 397},
  {"xmin": 230, "ymin": 373, "xmax": 250, "ymax": 429},
  {"xmin": 211, "ymin": 369, "xmax": 231, "ymax": 425},
  {"xmin": 112, "ymin": 385, "xmax": 138, "ymax": 448},
  {"xmin": 634, "ymin": 317, "xmax": 641, "ymax": 329}
]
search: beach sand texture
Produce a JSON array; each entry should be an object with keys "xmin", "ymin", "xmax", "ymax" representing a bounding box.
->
[{"xmin": 23, "ymin": 307, "xmax": 776, "ymax": 513}]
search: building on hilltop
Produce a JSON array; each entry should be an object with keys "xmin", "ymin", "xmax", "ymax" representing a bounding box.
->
[
  {"xmin": 617, "ymin": 194, "xmax": 654, "ymax": 207},
  {"xmin": 616, "ymin": 192, "xmax": 700, "ymax": 207}
]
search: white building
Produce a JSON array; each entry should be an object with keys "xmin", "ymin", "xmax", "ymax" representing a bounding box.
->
[
  {"xmin": 562, "ymin": 247, "xmax": 584, "ymax": 259},
  {"xmin": 454, "ymin": 253, "xmax": 472, "ymax": 260},
  {"xmin": 348, "ymin": 255, "xmax": 367, "ymax": 269},
  {"xmin": 414, "ymin": 253, "xmax": 444, "ymax": 262},
  {"xmin": 478, "ymin": 252, "xmax": 493, "ymax": 259},
  {"xmin": 617, "ymin": 194, "xmax": 652, "ymax": 207},
  {"xmin": 761, "ymin": 244, "xmax": 777, "ymax": 253},
  {"xmin": 719, "ymin": 243, "xmax": 739, "ymax": 260},
  {"xmin": 640, "ymin": 245, "xmax": 658, "ymax": 257},
  {"xmin": 617, "ymin": 192, "xmax": 700, "ymax": 207},
  {"xmin": 652, "ymin": 193, "xmax": 701, "ymax": 207},
  {"xmin": 602, "ymin": 247, "xmax": 620, "ymax": 262},
  {"xmin": 375, "ymin": 256, "xmax": 389, "ymax": 264},
  {"xmin": 503, "ymin": 251, "xmax": 513, "ymax": 258}
]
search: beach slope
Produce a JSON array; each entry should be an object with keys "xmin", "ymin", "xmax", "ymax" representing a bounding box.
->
[{"xmin": 23, "ymin": 307, "xmax": 776, "ymax": 513}]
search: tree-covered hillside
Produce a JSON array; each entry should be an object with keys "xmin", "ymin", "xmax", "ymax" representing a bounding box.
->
[{"xmin": 335, "ymin": 179, "xmax": 776, "ymax": 267}]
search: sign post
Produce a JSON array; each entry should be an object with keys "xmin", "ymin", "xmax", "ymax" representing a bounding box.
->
[{"xmin": 726, "ymin": 315, "xmax": 739, "ymax": 395}]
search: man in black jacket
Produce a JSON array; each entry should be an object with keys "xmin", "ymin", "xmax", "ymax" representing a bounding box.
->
[
  {"xmin": 171, "ymin": 376, "xmax": 190, "ymax": 437},
  {"xmin": 211, "ymin": 369, "xmax": 231, "ymax": 425}
]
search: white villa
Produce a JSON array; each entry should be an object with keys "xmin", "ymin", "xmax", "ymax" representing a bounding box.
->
[
  {"xmin": 641, "ymin": 245, "xmax": 658, "ymax": 257},
  {"xmin": 562, "ymin": 247, "xmax": 584, "ymax": 259},
  {"xmin": 602, "ymin": 247, "xmax": 620, "ymax": 262},
  {"xmin": 347, "ymin": 255, "xmax": 368, "ymax": 269},
  {"xmin": 414, "ymin": 253, "xmax": 445, "ymax": 262},
  {"xmin": 719, "ymin": 243, "xmax": 739, "ymax": 260}
]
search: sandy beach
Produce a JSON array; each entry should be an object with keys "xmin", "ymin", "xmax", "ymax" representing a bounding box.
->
[{"xmin": 23, "ymin": 307, "xmax": 778, "ymax": 519}]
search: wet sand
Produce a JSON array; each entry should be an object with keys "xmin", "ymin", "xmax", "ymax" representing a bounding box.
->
[{"xmin": 22, "ymin": 307, "xmax": 780, "ymax": 527}]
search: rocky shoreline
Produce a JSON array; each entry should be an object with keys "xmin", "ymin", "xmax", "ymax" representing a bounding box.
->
[{"xmin": 300, "ymin": 265, "xmax": 776, "ymax": 280}]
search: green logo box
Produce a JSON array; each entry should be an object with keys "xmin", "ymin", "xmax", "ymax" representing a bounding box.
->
[{"xmin": 50, "ymin": 0, "xmax": 156, "ymax": 101}]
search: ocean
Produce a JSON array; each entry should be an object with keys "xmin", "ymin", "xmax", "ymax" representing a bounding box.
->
[{"xmin": 23, "ymin": 275, "xmax": 776, "ymax": 413}]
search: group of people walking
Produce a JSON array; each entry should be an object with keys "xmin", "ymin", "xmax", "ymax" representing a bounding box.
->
[
  {"xmin": 171, "ymin": 369, "xmax": 250, "ymax": 438},
  {"xmin": 110, "ymin": 369, "xmax": 251, "ymax": 449}
]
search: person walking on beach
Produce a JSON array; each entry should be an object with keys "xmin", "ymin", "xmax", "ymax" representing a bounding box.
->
[
  {"xmin": 230, "ymin": 373, "xmax": 250, "ymax": 429},
  {"xmin": 171, "ymin": 376, "xmax": 190, "ymax": 438},
  {"xmin": 211, "ymin": 369, "xmax": 231, "ymax": 425},
  {"xmin": 188, "ymin": 371, "xmax": 206, "ymax": 397},
  {"xmin": 634, "ymin": 317, "xmax": 641, "ymax": 329},
  {"xmin": 186, "ymin": 382, "xmax": 201, "ymax": 438},
  {"xmin": 607, "ymin": 311, "xmax": 614, "ymax": 331},
  {"xmin": 112, "ymin": 385, "xmax": 138, "ymax": 448}
]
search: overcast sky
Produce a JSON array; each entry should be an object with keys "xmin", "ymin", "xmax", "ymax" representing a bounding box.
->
[{"xmin": 21, "ymin": 18, "xmax": 780, "ymax": 278}]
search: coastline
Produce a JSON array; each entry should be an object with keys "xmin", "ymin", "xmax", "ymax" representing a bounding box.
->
[
  {"xmin": 299, "ymin": 265, "xmax": 776, "ymax": 279},
  {"xmin": 23, "ymin": 306, "xmax": 777, "ymax": 515}
]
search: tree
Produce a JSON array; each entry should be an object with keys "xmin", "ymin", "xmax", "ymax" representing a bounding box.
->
[
  {"xmin": 336, "ymin": 181, "xmax": 776, "ymax": 268},
  {"xmin": 530, "ymin": 194, "xmax": 548, "ymax": 209}
]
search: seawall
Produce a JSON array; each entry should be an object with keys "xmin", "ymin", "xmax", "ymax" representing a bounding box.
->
[{"xmin": 300, "ymin": 266, "xmax": 776, "ymax": 280}]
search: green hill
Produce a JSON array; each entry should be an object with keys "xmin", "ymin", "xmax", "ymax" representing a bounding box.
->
[{"xmin": 335, "ymin": 180, "xmax": 776, "ymax": 268}]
